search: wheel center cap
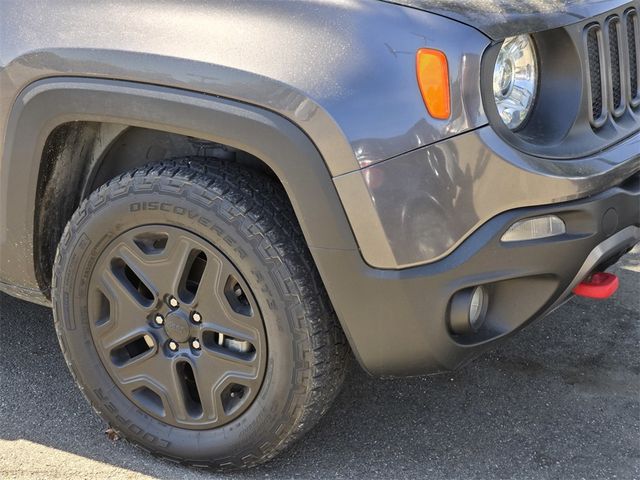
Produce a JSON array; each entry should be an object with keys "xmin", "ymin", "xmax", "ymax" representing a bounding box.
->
[{"xmin": 164, "ymin": 311, "xmax": 190, "ymax": 343}]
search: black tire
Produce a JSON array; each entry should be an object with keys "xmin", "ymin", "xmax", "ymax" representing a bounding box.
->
[{"xmin": 52, "ymin": 157, "xmax": 348, "ymax": 470}]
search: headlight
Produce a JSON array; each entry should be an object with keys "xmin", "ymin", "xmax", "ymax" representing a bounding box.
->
[{"xmin": 492, "ymin": 35, "xmax": 538, "ymax": 130}]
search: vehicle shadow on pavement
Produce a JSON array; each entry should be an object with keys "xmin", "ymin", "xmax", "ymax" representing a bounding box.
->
[{"xmin": 0, "ymin": 251, "xmax": 638, "ymax": 479}]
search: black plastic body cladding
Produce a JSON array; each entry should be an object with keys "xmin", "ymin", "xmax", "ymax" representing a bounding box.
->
[{"xmin": 0, "ymin": 78, "xmax": 356, "ymax": 297}]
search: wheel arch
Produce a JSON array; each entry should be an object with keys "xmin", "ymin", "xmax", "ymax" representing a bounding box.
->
[{"xmin": 0, "ymin": 77, "xmax": 359, "ymax": 307}]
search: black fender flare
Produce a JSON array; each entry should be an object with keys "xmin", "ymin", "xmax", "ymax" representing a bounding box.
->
[{"xmin": 0, "ymin": 77, "xmax": 358, "ymax": 298}]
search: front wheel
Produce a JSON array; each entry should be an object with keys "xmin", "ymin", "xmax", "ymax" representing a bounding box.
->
[{"xmin": 52, "ymin": 158, "xmax": 348, "ymax": 469}]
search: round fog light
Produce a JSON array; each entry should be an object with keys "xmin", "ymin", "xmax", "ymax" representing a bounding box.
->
[
  {"xmin": 450, "ymin": 286, "xmax": 489, "ymax": 335},
  {"xmin": 469, "ymin": 286, "xmax": 486, "ymax": 330}
]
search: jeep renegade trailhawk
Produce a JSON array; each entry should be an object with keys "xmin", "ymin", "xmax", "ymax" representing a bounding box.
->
[{"xmin": 1, "ymin": 0, "xmax": 639, "ymax": 470}]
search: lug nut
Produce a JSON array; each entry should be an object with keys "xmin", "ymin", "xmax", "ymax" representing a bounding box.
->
[
  {"xmin": 191, "ymin": 339, "xmax": 201, "ymax": 350},
  {"xmin": 191, "ymin": 312, "xmax": 202, "ymax": 323},
  {"xmin": 154, "ymin": 314, "xmax": 164, "ymax": 326},
  {"xmin": 167, "ymin": 296, "xmax": 179, "ymax": 308},
  {"xmin": 168, "ymin": 340, "xmax": 179, "ymax": 351}
]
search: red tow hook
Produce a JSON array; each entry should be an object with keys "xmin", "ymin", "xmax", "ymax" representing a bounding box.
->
[{"xmin": 572, "ymin": 272, "xmax": 619, "ymax": 299}]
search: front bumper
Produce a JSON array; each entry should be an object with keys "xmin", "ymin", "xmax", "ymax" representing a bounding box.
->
[
  {"xmin": 335, "ymin": 126, "xmax": 640, "ymax": 269},
  {"xmin": 315, "ymin": 173, "xmax": 640, "ymax": 377}
]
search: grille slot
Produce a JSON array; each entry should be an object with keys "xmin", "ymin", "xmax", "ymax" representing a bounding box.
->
[
  {"xmin": 608, "ymin": 19, "xmax": 622, "ymax": 112},
  {"xmin": 628, "ymin": 10, "xmax": 639, "ymax": 105},
  {"xmin": 586, "ymin": 26, "xmax": 604, "ymax": 124},
  {"xmin": 584, "ymin": 8, "xmax": 640, "ymax": 127}
]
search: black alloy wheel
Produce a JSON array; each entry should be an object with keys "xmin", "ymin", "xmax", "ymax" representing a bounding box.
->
[{"xmin": 89, "ymin": 225, "xmax": 267, "ymax": 429}]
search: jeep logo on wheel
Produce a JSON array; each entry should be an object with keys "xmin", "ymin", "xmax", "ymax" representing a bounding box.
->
[{"xmin": 163, "ymin": 312, "xmax": 190, "ymax": 343}]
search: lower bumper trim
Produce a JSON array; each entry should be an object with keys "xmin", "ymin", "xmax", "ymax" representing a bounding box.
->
[{"xmin": 549, "ymin": 226, "xmax": 640, "ymax": 311}]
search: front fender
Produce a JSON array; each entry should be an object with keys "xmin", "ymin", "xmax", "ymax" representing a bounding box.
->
[{"xmin": 0, "ymin": 0, "xmax": 488, "ymax": 171}]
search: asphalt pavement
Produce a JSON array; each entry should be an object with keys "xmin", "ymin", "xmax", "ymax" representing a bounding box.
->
[{"xmin": 1, "ymin": 248, "xmax": 638, "ymax": 479}]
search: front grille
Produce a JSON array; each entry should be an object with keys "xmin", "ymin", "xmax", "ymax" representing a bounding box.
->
[{"xmin": 584, "ymin": 7, "xmax": 640, "ymax": 128}]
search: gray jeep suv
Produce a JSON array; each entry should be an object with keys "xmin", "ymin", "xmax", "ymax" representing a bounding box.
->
[{"xmin": 1, "ymin": 0, "xmax": 639, "ymax": 470}]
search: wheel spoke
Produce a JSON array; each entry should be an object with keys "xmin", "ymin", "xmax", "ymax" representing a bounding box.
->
[
  {"xmin": 95, "ymin": 269, "xmax": 153, "ymax": 348},
  {"xmin": 154, "ymin": 234, "xmax": 198, "ymax": 299},
  {"xmin": 193, "ymin": 348, "xmax": 259, "ymax": 421},
  {"xmin": 195, "ymin": 261, "xmax": 261, "ymax": 339},
  {"xmin": 193, "ymin": 253, "xmax": 224, "ymax": 302},
  {"xmin": 190, "ymin": 360, "xmax": 221, "ymax": 421},
  {"xmin": 116, "ymin": 352, "xmax": 190, "ymax": 423},
  {"xmin": 198, "ymin": 296, "xmax": 259, "ymax": 345},
  {"xmin": 113, "ymin": 244, "xmax": 160, "ymax": 299},
  {"xmin": 200, "ymin": 347, "xmax": 260, "ymax": 382},
  {"xmin": 117, "ymin": 236, "xmax": 194, "ymax": 299},
  {"xmin": 217, "ymin": 262, "xmax": 261, "ymax": 325}
]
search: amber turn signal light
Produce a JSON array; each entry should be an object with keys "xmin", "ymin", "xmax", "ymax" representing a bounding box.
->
[{"xmin": 416, "ymin": 48, "xmax": 451, "ymax": 120}]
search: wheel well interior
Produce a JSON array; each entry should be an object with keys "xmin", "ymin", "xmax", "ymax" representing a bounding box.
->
[{"xmin": 35, "ymin": 121, "xmax": 278, "ymax": 296}]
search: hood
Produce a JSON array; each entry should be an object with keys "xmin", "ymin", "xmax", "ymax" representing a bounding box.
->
[{"xmin": 382, "ymin": 0, "xmax": 636, "ymax": 39}]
